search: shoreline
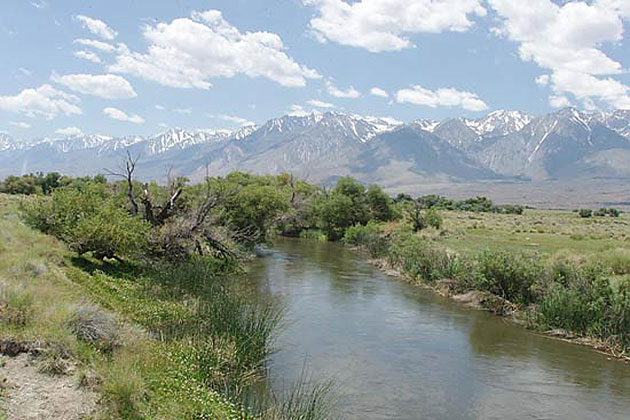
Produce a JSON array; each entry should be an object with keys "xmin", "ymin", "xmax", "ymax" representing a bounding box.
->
[{"xmin": 363, "ymin": 254, "xmax": 630, "ymax": 363}]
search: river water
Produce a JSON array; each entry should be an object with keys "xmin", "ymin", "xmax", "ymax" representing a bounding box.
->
[{"xmin": 245, "ymin": 238, "xmax": 630, "ymax": 420}]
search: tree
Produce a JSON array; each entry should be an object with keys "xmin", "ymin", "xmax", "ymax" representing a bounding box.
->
[
  {"xmin": 366, "ymin": 185, "xmax": 393, "ymax": 222},
  {"xmin": 316, "ymin": 193, "xmax": 354, "ymax": 241},
  {"xmin": 223, "ymin": 184, "xmax": 289, "ymax": 244},
  {"xmin": 331, "ymin": 177, "xmax": 369, "ymax": 226}
]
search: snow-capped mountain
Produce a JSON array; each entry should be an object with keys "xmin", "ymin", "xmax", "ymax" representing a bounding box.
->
[
  {"xmin": 469, "ymin": 110, "xmax": 532, "ymax": 137},
  {"xmin": 0, "ymin": 133, "xmax": 13, "ymax": 152},
  {"xmin": 432, "ymin": 110, "xmax": 533, "ymax": 149},
  {"xmin": 472, "ymin": 107, "xmax": 630, "ymax": 180},
  {"xmin": 1, "ymin": 108, "xmax": 628, "ymax": 185}
]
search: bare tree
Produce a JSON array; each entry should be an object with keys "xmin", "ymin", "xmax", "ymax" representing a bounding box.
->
[{"xmin": 105, "ymin": 150, "xmax": 140, "ymax": 215}]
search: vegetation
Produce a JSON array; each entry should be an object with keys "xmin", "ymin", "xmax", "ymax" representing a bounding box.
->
[{"xmin": 2, "ymin": 163, "xmax": 629, "ymax": 417}]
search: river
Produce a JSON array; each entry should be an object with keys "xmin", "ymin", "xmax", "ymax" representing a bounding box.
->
[{"xmin": 245, "ymin": 238, "xmax": 630, "ymax": 420}]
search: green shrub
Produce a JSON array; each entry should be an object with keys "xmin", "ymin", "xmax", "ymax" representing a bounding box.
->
[
  {"xmin": 387, "ymin": 232, "xmax": 461, "ymax": 283},
  {"xmin": 424, "ymin": 208, "xmax": 443, "ymax": 230},
  {"xmin": 21, "ymin": 183, "xmax": 150, "ymax": 260},
  {"xmin": 578, "ymin": 208, "xmax": 592, "ymax": 218},
  {"xmin": 344, "ymin": 222, "xmax": 389, "ymax": 258},
  {"xmin": 474, "ymin": 250, "xmax": 544, "ymax": 304}
]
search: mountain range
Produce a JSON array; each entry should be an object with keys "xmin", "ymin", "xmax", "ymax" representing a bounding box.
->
[{"xmin": 1, "ymin": 108, "xmax": 629, "ymax": 192}]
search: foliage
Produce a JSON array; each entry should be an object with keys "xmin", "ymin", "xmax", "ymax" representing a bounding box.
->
[
  {"xmin": 594, "ymin": 207, "xmax": 620, "ymax": 217},
  {"xmin": 424, "ymin": 208, "xmax": 443, "ymax": 230},
  {"xmin": 474, "ymin": 250, "xmax": 543, "ymax": 304},
  {"xmin": 223, "ymin": 184, "xmax": 289, "ymax": 244},
  {"xmin": 21, "ymin": 183, "xmax": 150, "ymax": 260},
  {"xmin": 366, "ymin": 184, "xmax": 394, "ymax": 222},
  {"xmin": 578, "ymin": 208, "xmax": 593, "ymax": 218}
]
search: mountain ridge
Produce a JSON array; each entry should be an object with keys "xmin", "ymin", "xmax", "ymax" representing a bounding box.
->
[{"xmin": 1, "ymin": 108, "xmax": 628, "ymax": 187}]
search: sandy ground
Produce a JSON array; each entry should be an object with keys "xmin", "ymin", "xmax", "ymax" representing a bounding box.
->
[{"xmin": 1, "ymin": 354, "xmax": 99, "ymax": 420}]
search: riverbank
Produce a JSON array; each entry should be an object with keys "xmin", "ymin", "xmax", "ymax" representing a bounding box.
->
[
  {"xmin": 342, "ymin": 221, "xmax": 630, "ymax": 362},
  {"xmin": 369, "ymin": 256, "xmax": 630, "ymax": 361},
  {"xmin": 0, "ymin": 194, "xmax": 256, "ymax": 418},
  {"xmin": 0, "ymin": 193, "xmax": 337, "ymax": 419}
]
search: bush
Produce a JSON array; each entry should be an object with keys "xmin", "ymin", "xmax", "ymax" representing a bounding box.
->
[
  {"xmin": 537, "ymin": 267, "xmax": 630, "ymax": 350},
  {"xmin": 0, "ymin": 282, "xmax": 33, "ymax": 327},
  {"xmin": 387, "ymin": 232, "xmax": 462, "ymax": 283},
  {"xmin": 474, "ymin": 250, "xmax": 544, "ymax": 304},
  {"xmin": 68, "ymin": 303, "xmax": 120, "ymax": 352},
  {"xmin": 578, "ymin": 208, "xmax": 592, "ymax": 218},
  {"xmin": 344, "ymin": 222, "xmax": 389, "ymax": 258},
  {"xmin": 21, "ymin": 183, "xmax": 150, "ymax": 260},
  {"xmin": 424, "ymin": 208, "xmax": 443, "ymax": 229}
]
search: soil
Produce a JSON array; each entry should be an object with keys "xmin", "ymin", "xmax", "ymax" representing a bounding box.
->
[{"xmin": 1, "ymin": 354, "xmax": 99, "ymax": 420}]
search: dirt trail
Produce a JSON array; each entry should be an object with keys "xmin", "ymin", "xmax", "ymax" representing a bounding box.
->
[{"xmin": 1, "ymin": 354, "xmax": 99, "ymax": 420}]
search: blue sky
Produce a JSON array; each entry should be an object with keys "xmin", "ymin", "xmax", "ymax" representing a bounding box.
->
[{"xmin": 0, "ymin": 0, "xmax": 629, "ymax": 138}]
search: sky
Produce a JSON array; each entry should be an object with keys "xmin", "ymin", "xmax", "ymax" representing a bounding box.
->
[{"xmin": 0, "ymin": 0, "xmax": 629, "ymax": 139}]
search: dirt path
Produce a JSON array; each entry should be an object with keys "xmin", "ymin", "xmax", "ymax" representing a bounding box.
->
[{"xmin": 1, "ymin": 354, "xmax": 99, "ymax": 420}]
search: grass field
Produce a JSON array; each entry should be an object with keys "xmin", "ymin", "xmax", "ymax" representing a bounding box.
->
[{"xmin": 423, "ymin": 209, "xmax": 630, "ymax": 257}]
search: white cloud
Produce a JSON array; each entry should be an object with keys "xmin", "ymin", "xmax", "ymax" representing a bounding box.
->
[
  {"xmin": 209, "ymin": 114, "xmax": 255, "ymax": 126},
  {"xmin": 103, "ymin": 107, "xmax": 144, "ymax": 124},
  {"xmin": 18, "ymin": 68, "xmax": 32, "ymax": 76},
  {"xmin": 154, "ymin": 104, "xmax": 166, "ymax": 110},
  {"xmin": 55, "ymin": 126, "xmax": 83, "ymax": 136},
  {"xmin": 303, "ymin": 0, "xmax": 486, "ymax": 52},
  {"xmin": 535, "ymin": 75, "xmax": 550, "ymax": 86},
  {"xmin": 396, "ymin": 85, "xmax": 488, "ymax": 111},
  {"xmin": 31, "ymin": 1, "xmax": 47, "ymax": 9},
  {"xmin": 51, "ymin": 73, "xmax": 137, "ymax": 99},
  {"xmin": 74, "ymin": 50, "xmax": 102, "ymax": 63},
  {"xmin": 173, "ymin": 108, "xmax": 192, "ymax": 115},
  {"xmin": 549, "ymin": 95, "xmax": 571, "ymax": 108},
  {"xmin": 10, "ymin": 121, "xmax": 30, "ymax": 129},
  {"xmin": 109, "ymin": 10, "xmax": 320, "ymax": 89},
  {"xmin": 74, "ymin": 38, "xmax": 119, "ymax": 53},
  {"xmin": 326, "ymin": 81, "xmax": 360, "ymax": 98},
  {"xmin": 0, "ymin": 84, "xmax": 82, "ymax": 119},
  {"xmin": 489, "ymin": 0, "xmax": 630, "ymax": 109},
  {"xmin": 307, "ymin": 99, "xmax": 335, "ymax": 108},
  {"xmin": 370, "ymin": 87, "xmax": 389, "ymax": 98},
  {"xmin": 288, "ymin": 104, "xmax": 309, "ymax": 116},
  {"xmin": 74, "ymin": 15, "xmax": 118, "ymax": 40}
]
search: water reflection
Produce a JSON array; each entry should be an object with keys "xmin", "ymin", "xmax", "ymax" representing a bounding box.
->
[{"xmin": 242, "ymin": 238, "xmax": 630, "ymax": 420}]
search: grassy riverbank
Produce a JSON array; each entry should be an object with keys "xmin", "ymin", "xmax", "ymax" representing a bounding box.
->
[
  {"xmin": 344, "ymin": 210, "xmax": 630, "ymax": 358},
  {"xmin": 0, "ymin": 193, "xmax": 333, "ymax": 419}
]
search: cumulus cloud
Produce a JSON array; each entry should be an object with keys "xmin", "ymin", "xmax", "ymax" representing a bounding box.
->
[
  {"xmin": 74, "ymin": 50, "xmax": 102, "ymax": 63},
  {"xmin": 396, "ymin": 85, "xmax": 488, "ymax": 111},
  {"xmin": 108, "ymin": 10, "xmax": 320, "ymax": 89},
  {"xmin": 303, "ymin": 0, "xmax": 486, "ymax": 52},
  {"xmin": 55, "ymin": 126, "xmax": 83, "ymax": 136},
  {"xmin": 307, "ymin": 99, "xmax": 335, "ymax": 108},
  {"xmin": 489, "ymin": 0, "xmax": 630, "ymax": 109},
  {"xmin": 326, "ymin": 81, "xmax": 360, "ymax": 98},
  {"xmin": 74, "ymin": 15, "xmax": 118, "ymax": 40},
  {"xmin": 10, "ymin": 121, "xmax": 30, "ymax": 129},
  {"xmin": 0, "ymin": 84, "xmax": 82, "ymax": 119},
  {"xmin": 370, "ymin": 87, "xmax": 389, "ymax": 98},
  {"xmin": 173, "ymin": 108, "xmax": 192, "ymax": 115},
  {"xmin": 103, "ymin": 107, "xmax": 144, "ymax": 124},
  {"xmin": 51, "ymin": 73, "xmax": 137, "ymax": 99}
]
